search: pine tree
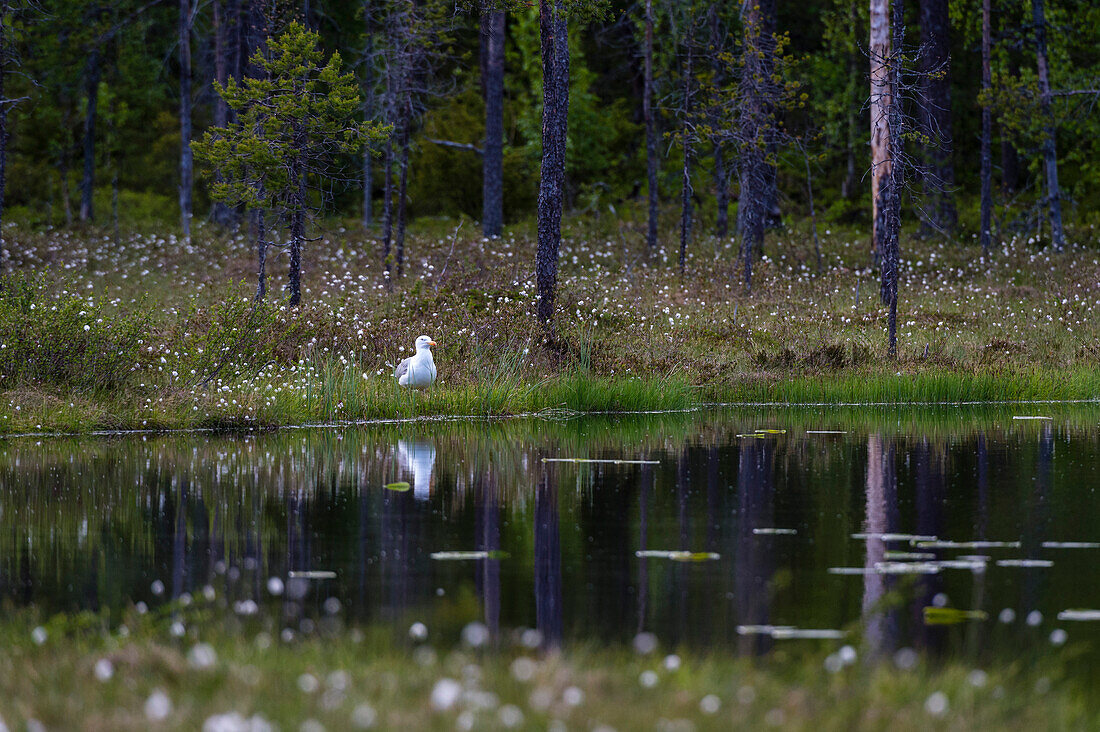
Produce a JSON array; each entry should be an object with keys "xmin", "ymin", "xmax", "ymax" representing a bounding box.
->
[{"xmin": 194, "ymin": 21, "xmax": 387, "ymax": 305}]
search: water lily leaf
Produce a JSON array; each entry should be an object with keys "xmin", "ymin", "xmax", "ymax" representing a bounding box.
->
[
  {"xmin": 1058, "ymin": 609, "xmax": 1100, "ymax": 621},
  {"xmin": 430, "ymin": 550, "xmax": 510, "ymax": 560},
  {"xmin": 923, "ymin": 607, "xmax": 988, "ymax": 625},
  {"xmin": 385, "ymin": 482, "xmax": 411, "ymax": 492},
  {"xmin": 635, "ymin": 550, "xmax": 720, "ymax": 562}
]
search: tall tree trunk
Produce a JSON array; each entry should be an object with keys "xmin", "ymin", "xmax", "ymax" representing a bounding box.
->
[
  {"xmin": 882, "ymin": 0, "xmax": 904, "ymax": 356},
  {"xmin": 979, "ymin": 0, "xmax": 992, "ymax": 256},
  {"xmin": 0, "ymin": 0, "xmax": 8, "ymax": 280},
  {"xmin": 760, "ymin": 0, "xmax": 779, "ymax": 230},
  {"xmin": 643, "ymin": 0, "xmax": 658, "ymax": 251},
  {"xmin": 361, "ymin": 0, "xmax": 374, "ymax": 229},
  {"xmin": 80, "ymin": 48, "xmax": 102, "ymax": 222},
  {"xmin": 252, "ymin": 209, "xmax": 267, "ymax": 300},
  {"xmin": 869, "ymin": 0, "xmax": 891, "ymax": 258},
  {"xmin": 678, "ymin": 14, "xmax": 694, "ymax": 276},
  {"xmin": 1031, "ymin": 0, "xmax": 1065, "ymax": 251},
  {"xmin": 211, "ymin": 0, "xmax": 238, "ymax": 228},
  {"xmin": 536, "ymin": 0, "xmax": 569, "ymax": 327},
  {"xmin": 917, "ymin": 0, "xmax": 955, "ymax": 235},
  {"xmin": 714, "ymin": 144, "xmax": 728, "ymax": 238},
  {"xmin": 737, "ymin": 0, "xmax": 768, "ymax": 292},
  {"xmin": 709, "ymin": 5, "xmax": 728, "ymax": 238},
  {"xmin": 395, "ymin": 110, "xmax": 410, "ymax": 278},
  {"xmin": 481, "ymin": 10, "xmax": 505, "ymax": 237},
  {"xmin": 841, "ymin": 0, "xmax": 860, "ymax": 199},
  {"xmin": 289, "ymin": 160, "xmax": 304, "ymax": 307},
  {"xmin": 179, "ymin": 0, "xmax": 193, "ymax": 243},
  {"xmin": 382, "ymin": 139, "xmax": 393, "ymax": 281}
]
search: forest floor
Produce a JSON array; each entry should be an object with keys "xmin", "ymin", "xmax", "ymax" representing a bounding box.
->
[
  {"xmin": 1, "ymin": 209, "xmax": 1098, "ymax": 433},
  {"xmin": 1, "ymin": 604, "xmax": 1096, "ymax": 731}
]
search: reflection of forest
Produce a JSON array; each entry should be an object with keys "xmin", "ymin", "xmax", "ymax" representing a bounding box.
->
[{"xmin": 0, "ymin": 411, "xmax": 1097, "ymax": 660}]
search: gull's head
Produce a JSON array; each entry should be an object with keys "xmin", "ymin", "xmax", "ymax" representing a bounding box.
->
[{"xmin": 415, "ymin": 335, "xmax": 437, "ymax": 351}]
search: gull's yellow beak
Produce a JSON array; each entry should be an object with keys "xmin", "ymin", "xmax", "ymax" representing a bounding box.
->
[{"xmin": 429, "ymin": 341, "xmax": 437, "ymax": 347}]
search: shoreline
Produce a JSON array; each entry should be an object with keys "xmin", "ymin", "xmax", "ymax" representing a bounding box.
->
[{"xmin": 4, "ymin": 368, "xmax": 1098, "ymax": 437}]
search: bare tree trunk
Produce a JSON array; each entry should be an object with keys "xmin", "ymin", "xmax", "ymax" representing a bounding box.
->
[
  {"xmin": 0, "ymin": 0, "xmax": 8, "ymax": 279},
  {"xmin": 737, "ymin": 0, "xmax": 768, "ymax": 293},
  {"xmin": 760, "ymin": 0, "xmax": 779, "ymax": 230},
  {"xmin": 709, "ymin": 5, "xmax": 728, "ymax": 238},
  {"xmin": 883, "ymin": 0, "xmax": 904, "ymax": 356},
  {"xmin": 395, "ymin": 110, "xmax": 410, "ymax": 278},
  {"xmin": 714, "ymin": 146, "xmax": 728, "ymax": 238},
  {"xmin": 211, "ymin": 0, "xmax": 238, "ymax": 228},
  {"xmin": 803, "ymin": 149, "xmax": 822, "ymax": 274},
  {"xmin": 179, "ymin": 0, "xmax": 193, "ymax": 243},
  {"xmin": 252, "ymin": 209, "xmax": 267, "ymax": 300},
  {"xmin": 1031, "ymin": 0, "xmax": 1065, "ymax": 251},
  {"xmin": 644, "ymin": 0, "xmax": 658, "ymax": 252},
  {"xmin": 979, "ymin": 0, "xmax": 992, "ymax": 256},
  {"xmin": 289, "ymin": 168, "xmax": 303, "ymax": 307},
  {"xmin": 80, "ymin": 48, "xmax": 102, "ymax": 222},
  {"xmin": 678, "ymin": 14, "xmax": 694, "ymax": 276},
  {"xmin": 536, "ymin": 0, "xmax": 568, "ymax": 327},
  {"xmin": 869, "ymin": 0, "xmax": 890, "ymax": 258},
  {"xmin": 841, "ymin": 0, "xmax": 860, "ymax": 199},
  {"xmin": 917, "ymin": 0, "xmax": 955, "ymax": 235},
  {"xmin": 382, "ymin": 139, "xmax": 393, "ymax": 280},
  {"xmin": 108, "ymin": 97, "xmax": 119, "ymax": 244},
  {"xmin": 361, "ymin": 0, "xmax": 374, "ymax": 229},
  {"xmin": 481, "ymin": 10, "xmax": 505, "ymax": 237}
]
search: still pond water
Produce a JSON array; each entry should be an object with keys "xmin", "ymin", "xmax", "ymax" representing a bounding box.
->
[{"xmin": 3, "ymin": 406, "xmax": 1099, "ymax": 669}]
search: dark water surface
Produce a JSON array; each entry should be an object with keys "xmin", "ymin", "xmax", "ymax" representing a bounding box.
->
[{"xmin": 3, "ymin": 406, "xmax": 1099, "ymax": 668}]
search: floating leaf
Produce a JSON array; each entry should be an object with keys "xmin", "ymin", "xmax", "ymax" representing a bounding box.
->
[
  {"xmin": 287, "ymin": 570, "xmax": 336, "ymax": 579},
  {"xmin": 430, "ymin": 550, "xmax": 511, "ymax": 561},
  {"xmin": 542, "ymin": 458, "xmax": 660, "ymax": 465},
  {"xmin": 884, "ymin": 551, "xmax": 936, "ymax": 560},
  {"xmin": 737, "ymin": 434, "xmax": 767, "ymax": 439},
  {"xmin": 996, "ymin": 559, "xmax": 1053, "ymax": 568},
  {"xmin": 635, "ymin": 550, "xmax": 720, "ymax": 562},
  {"xmin": 923, "ymin": 607, "xmax": 989, "ymax": 625},
  {"xmin": 827, "ymin": 567, "xmax": 874, "ymax": 575},
  {"xmin": 754, "ymin": 429, "xmax": 787, "ymax": 434},
  {"xmin": 1042, "ymin": 542, "xmax": 1100, "ymax": 549},
  {"xmin": 1057, "ymin": 609, "xmax": 1100, "ymax": 621},
  {"xmin": 1012, "ymin": 416, "xmax": 1052, "ymax": 420},
  {"xmin": 806, "ymin": 430, "xmax": 847, "ymax": 434},
  {"xmin": 853, "ymin": 533, "xmax": 937, "ymax": 542},
  {"xmin": 737, "ymin": 625, "xmax": 793, "ymax": 636},
  {"xmin": 871, "ymin": 561, "xmax": 941, "ymax": 572},
  {"xmin": 769, "ymin": 628, "xmax": 847, "ymax": 640},
  {"xmin": 932, "ymin": 559, "xmax": 988, "ymax": 571},
  {"xmin": 914, "ymin": 540, "xmax": 1021, "ymax": 549},
  {"xmin": 753, "ymin": 528, "xmax": 797, "ymax": 535},
  {"xmin": 385, "ymin": 482, "xmax": 411, "ymax": 492}
]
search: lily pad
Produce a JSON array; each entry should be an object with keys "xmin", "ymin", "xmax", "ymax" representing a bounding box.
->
[
  {"xmin": 430, "ymin": 550, "xmax": 511, "ymax": 561},
  {"xmin": 635, "ymin": 550, "xmax": 720, "ymax": 562},
  {"xmin": 1057, "ymin": 609, "xmax": 1100, "ymax": 621},
  {"xmin": 923, "ymin": 607, "xmax": 988, "ymax": 625},
  {"xmin": 385, "ymin": 482, "xmax": 411, "ymax": 492}
]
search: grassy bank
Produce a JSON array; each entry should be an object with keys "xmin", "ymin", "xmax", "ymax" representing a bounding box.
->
[
  {"xmin": 1, "ymin": 212, "xmax": 1097, "ymax": 433},
  {"xmin": 1, "ymin": 605, "xmax": 1095, "ymax": 731}
]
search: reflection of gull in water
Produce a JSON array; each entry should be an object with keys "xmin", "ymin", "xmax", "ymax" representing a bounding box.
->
[{"xmin": 397, "ymin": 440, "xmax": 436, "ymax": 501}]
